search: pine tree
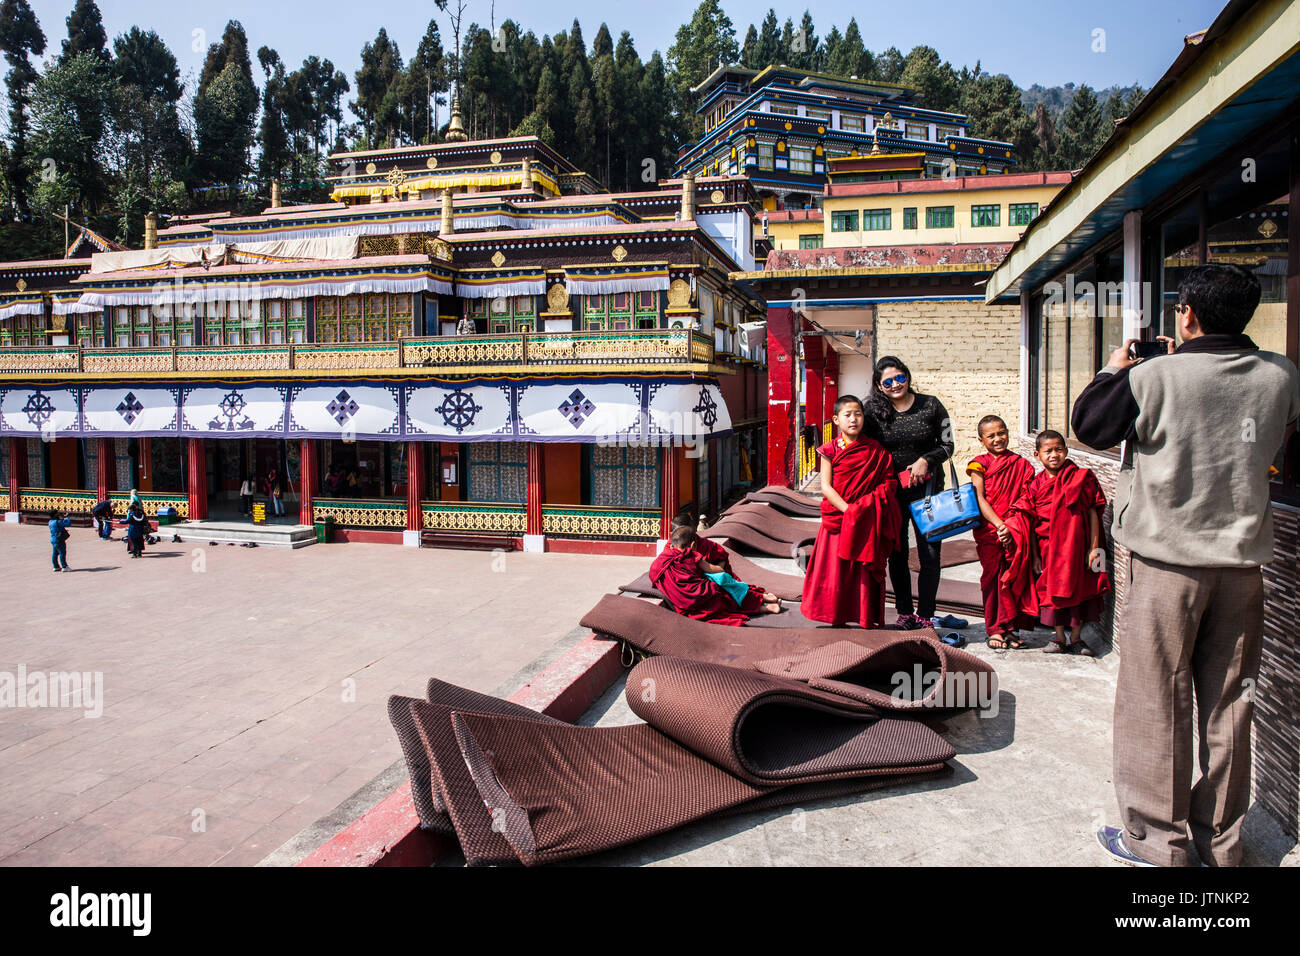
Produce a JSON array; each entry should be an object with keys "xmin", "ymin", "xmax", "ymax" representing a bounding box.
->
[
  {"xmin": 352, "ymin": 28, "xmax": 402, "ymax": 147},
  {"xmin": 256, "ymin": 47, "xmax": 290, "ymax": 187},
  {"xmin": 753, "ymin": 10, "xmax": 781, "ymax": 70},
  {"xmin": 1057, "ymin": 83, "xmax": 1105, "ymax": 169},
  {"xmin": 961, "ymin": 71, "xmax": 1037, "ymax": 167},
  {"xmin": 1031, "ymin": 101, "xmax": 1059, "ymax": 169},
  {"xmin": 874, "ymin": 46, "xmax": 905, "ymax": 83},
  {"xmin": 740, "ymin": 26, "xmax": 757, "ymax": 68},
  {"xmin": 667, "ymin": 0, "xmax": 738, "ymax": 138},
  {"xmin": 62, "ymin": 0, "xmax": 108, "ymax": 66},
  {"xmin": 791, "ymin": 11, "xmax": 817, "ymax": 70},
  {"xmin": 899, "ymin": 45, "xmax": 959, "ymax": 111},
  {"xmin": 0, "ymin": 0, "xmax": 47, "ymax": 217}
]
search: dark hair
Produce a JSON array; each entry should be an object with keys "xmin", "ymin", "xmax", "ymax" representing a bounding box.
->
[
  {"xmin": 1177, "ymin": 263, "xmax": 1261, "ymax": 335},
  {"xmin": 869, "ymin": 355, "xmax": 914, "ymax": 425},
  {"xmin": 670, "ymin": 525, "xmax": 697, "ymax": 550},
  {"xmin": 1035, "ymin": 429, "xmax": 1066, "ymax": 451},
  {"xmin": 977, "ymin": 415, "xmax": 1007, "ymax": 435},
  {"xmin": 48, "ymin": 508, "xmax": 59, "ymax": 519},
  {"xmin": 832, "ymin": 394, "xmax": 865, "ymax": 416}
]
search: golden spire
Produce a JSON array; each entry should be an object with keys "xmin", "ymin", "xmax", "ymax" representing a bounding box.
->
[{"xmin": 445, "ymin": 92, "xmax": 468, "ymax": 143}]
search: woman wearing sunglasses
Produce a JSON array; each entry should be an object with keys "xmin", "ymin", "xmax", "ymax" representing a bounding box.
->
[{"xmin": 866, "ymin": 356, "xmax": 955, "ymax": 629}]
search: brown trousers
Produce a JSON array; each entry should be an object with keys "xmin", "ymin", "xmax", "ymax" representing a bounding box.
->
[{"xmin": 1113, "ymin": 555, "xmax": 1263, "ymax": 867}]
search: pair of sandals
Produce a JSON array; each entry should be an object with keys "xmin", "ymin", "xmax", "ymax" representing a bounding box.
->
[
  {"xmin": 987, "ymin": 633, "xmax": 1026, "ymax": 650},
  {"xmin": 1044, "ymin": 637, "xmax": 1096, "ymax": 657}
]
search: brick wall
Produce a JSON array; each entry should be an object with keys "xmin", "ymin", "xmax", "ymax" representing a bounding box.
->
[{"xmin": 875, "ymin": 299, "xmax": 1020, "ymax": 469}]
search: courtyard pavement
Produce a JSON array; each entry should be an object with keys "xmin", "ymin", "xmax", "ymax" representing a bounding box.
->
[{"xmin": 0, "ymin": 523, "xmax": 646, "ymax": 866}]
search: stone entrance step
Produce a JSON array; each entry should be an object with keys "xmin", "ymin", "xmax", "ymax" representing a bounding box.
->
[{"xmin": 169, "ymin": 520, "xmax": 317, "ymax": 549}]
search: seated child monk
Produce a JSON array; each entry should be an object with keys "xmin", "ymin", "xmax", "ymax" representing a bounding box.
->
[
  {"xmin": 1005, "ymin": 429, "xmax": 1110, "ymax": 656},
  {"xmin": 670, "ymin": 514, "xmax": 731, "ymax": 573},
  {"xmin": 803, "ymin": 394, "xmax": 902, "ymax": 628},
  {"xmin": 966, "ymin": 414, "xmax": 1038, "ymax": 648},
  {"xmin": 649, "ymin": 525, "xmax": 781, "ymax": 626}
]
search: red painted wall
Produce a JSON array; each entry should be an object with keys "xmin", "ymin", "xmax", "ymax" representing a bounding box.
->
[{"xmin": 543, "ymin": 444, "xmax": 581, "ymax": 504}]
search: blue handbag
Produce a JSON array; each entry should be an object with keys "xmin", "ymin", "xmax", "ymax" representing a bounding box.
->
[{"xmin": 908, "ymin": 454, "xmax": 982, "ymax": 543}]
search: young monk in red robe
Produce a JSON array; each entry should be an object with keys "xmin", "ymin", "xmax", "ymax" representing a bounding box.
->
[
  {"xmin": 671, "ymin": 515, "xmax": 732, "ymax": 573},
  {"xmin": 803, "ymin": 395, "xmax": 902, "ymax": 628},
  {"xmin": 1006, "ymin": 429, "xmax": 1110, "ymax": 655},
  {"xmin": 649, "ymin": 525, "xmax": 781, "ymax": 626},
  {"xmin": 966, "ymin": 415, "xmax": 1038, "ymax": 648}
]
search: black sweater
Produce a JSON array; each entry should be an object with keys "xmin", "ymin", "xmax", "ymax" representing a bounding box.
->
[{"xmin": 866, "ymin": 392, "xmax": 955, "ymax": 498}]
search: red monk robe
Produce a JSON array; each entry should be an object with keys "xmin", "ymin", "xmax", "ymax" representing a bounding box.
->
[
  {"xmin": 649, "ymin": 546, "xmax": 763, "ymax": 627},
  {"xmin": 803, "ymin": 436, "xmax": 902, "ymax": 628},
  {"xmin": 967, "ymin": 451, "xmax": 1038, "ymax": 636},
  {"xmin": 1007, "ymin": 460, "xmax": 1111, "ymax": 627}
]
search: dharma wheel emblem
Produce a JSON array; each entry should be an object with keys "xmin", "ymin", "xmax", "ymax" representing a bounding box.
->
[
  {"xmin": 386, "ymin": 166, "xmax": 407, "ymax": 189},
  {"xmin": 611, "ymin": 244, "xmax": 627, "ymax": 262},
  {"xmin": 437, "ymin": 390, "xmax": 483, "ymax": 434}
]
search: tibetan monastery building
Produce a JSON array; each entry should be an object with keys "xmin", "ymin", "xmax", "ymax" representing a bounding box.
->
[
  {"xmin": 0, "ymin": 127, "xmax": 768, "ymax": 552},
  {"xmin": 677, "ymin": 65, "xmax": 1019, "ymax": 212}
]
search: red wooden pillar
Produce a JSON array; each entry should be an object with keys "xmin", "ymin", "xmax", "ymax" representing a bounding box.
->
[
  {"xmin": 96, "ymin": 438, "xmax": 114, "ymax": 501},
  {"xmin": 525, "ymin": 443, "xmax": 544, "ymax": 538},
  {"xmin": 8, "ymin": 437, "xmax": 27, "ymax": 512},
  {"xmin": 186, "ymin": 437, "xmax": 208, "ymax": 520},
  {"xmin": 299, "ymin": 438, "xmax": 317, "ymax": 526},
  {"xmin": 659, "ymin": 445, "xmax": 680, "ymax": 540},
  {"xmin": 805, "ymin": 333, "xmax": 825, "ymax": 433},
  {"xmin": 766, "ymin": 306, "xmax": 797, "ymax": 487},
  {"xmin": 405, "ymin": 441, "xmax": 424, "ymax": 532}
]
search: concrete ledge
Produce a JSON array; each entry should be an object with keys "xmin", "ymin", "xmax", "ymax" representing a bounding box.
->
[{"xmin": 296, "ymin": 633, "xmax": 623, "ymax": 867}]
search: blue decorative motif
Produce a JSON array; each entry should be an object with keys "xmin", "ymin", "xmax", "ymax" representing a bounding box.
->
[
  {"xmin": 22, "ymin": 391, "xmax": 55, "ymax": 430},
  {"xmin": 116, "ymin": 392, "xmax": 143, "ymax": 425},
  {"xmin": 437, "ymin": 390, "xmax": 483, "ymax": 433},
  {"xmin": 559, "ymin": 388, "xmax": 597, "ymax": 428},
  {"xmin": 693, "ymin": 387, "xmax": 719, "ymax": 431},
  {"xmin": 209, "ymin": 389, "xmax": 255, "ymax": 431},
  {"xmin": 327, "ymin": 389, "xmax": 360, "ymax": 426}
]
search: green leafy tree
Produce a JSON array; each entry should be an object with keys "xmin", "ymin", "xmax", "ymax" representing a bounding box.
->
[
  {"xmin": 874, "ymin": 45, "xmax": 905, "ymax": 83},
  {"xmin": 1031, "ymin": 101, "xmax": 1059, "ymax": 169},
  {"xmin": 740, "ymin": 25, "xmax": 757, "ymax": 68},
  {"xmin": 961, "ymin": 70, "xmax": 1037, "ymax": 168},
  {"xmin": 792, "ymin": 11, "xmax": 818, "ymax": 70},
  {"xmin": 352, "ymin": 28, "xmax": 402, "ymax": 147},
  {"xmin": 753, "ymin": 9, "xmax": 781, "ymax": 69},
  {"xmin": 30, "ymin": 51, "xmax": 113, "ymax": 216},
  {"xmin": 826, "ymin": 19, "xmax": 871, "ymax": 80},
  {"xmin": 899, "ymin": 45, "xmax": 960, "ymax": 111},
  {"xmin": 667, "ymin": 0, "xmax": 738, "ymax": 138},
  {"xmin": 194, "ymin": 21, "xmax": 259, "ymax": 191}
]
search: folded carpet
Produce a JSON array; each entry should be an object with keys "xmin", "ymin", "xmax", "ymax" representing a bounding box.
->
[{"xmin": 451, "ymin": 656, "xmax": 955, "ymax": 866}]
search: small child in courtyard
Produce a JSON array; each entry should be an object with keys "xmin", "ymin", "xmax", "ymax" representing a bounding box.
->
[{"xmin": 1008, "ymin": 429, "xmax": 1110, "ymax": 655}]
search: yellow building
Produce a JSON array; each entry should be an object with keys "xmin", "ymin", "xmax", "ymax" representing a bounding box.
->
[
  {"xmin": 821, "ymin": 168, "xmax": 1073, "ymax": 248},
  {"xmin": 758, "ymin": 208, "xmax": 824, "ymax": 251}
]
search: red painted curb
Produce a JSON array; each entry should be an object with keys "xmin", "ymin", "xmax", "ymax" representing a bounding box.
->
[
  {"xmin": 297, "ymin": 633, "xmax": 624, "ymax": 867},
  {"xmin": 545, "ymin": 538, "xmax": 659, "ymax": 557},
  {"xmin": 331, "ymin": 528, "xmax": 405, "ymax": 545}
]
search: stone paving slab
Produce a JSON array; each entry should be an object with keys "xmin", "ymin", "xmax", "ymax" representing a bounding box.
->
[{"xmin": 0, "ymin": 523, "xmax": 646, "ymax": 866}]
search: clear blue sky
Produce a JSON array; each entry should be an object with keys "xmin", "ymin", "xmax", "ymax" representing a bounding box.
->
[{"xmin": 34, "ymin": 0, "xmax": 1227, "ymax": 100}]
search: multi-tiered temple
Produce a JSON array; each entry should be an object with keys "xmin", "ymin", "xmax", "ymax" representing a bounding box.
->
[
  {"xmin": 676, "ymin": 65, "xmax": 1019, "ymax": 212},
  {"xmin": 0, "ymin": 125, "xmax": 768, "ymax": 552}
]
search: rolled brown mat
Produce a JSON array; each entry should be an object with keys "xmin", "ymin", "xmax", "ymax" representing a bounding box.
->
[
  {"xmin": 452, "ymin": 657, "xmax": 955, "ymax": 866},
  {"xmin": 723, "ymin": 547, "xmax": 804, "ymax": 600},
  {"xmin": 740, "ymin": 490, "xmax": 822, "ymax": 517},
  {"xmin": 704, "ymin": 503, "xmax": 821, "ymax": 546},
  {"xmin": 753, "ymin": 637, "xmax": 998, "ymax": 714},
  {"xmin": 702, "ymin": 522, "xmax": 806, "ymax": 557}
]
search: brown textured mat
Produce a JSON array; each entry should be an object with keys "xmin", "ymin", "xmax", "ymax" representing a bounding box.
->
[
  {"xmin": 702, "ymin": 522, "xmax": 804, "ymax": 557},
  {"xmin": 740, "ymin": 489, "xmax": 822, "ymax": 517},
  {"xmin": 889, "ymin": 571, "xmax": 984, "ymax": 615},
  {"xmin": 451, "ymin": 657, "xmax": 955, "ymax": 865},
  {"xmin": 705, "ymin": 503, "xmax": 821, "ymax": 546},
  {"xmin": 581, "ymin": 592, "xmax": 915, "ymax": 671},
  {"xmin": 753, "ymin": 637, "xmax": 997, "ymax": 714},
  {"xmin": 910, "ymin": 537, "xmax": 979, "ymax": 570}
]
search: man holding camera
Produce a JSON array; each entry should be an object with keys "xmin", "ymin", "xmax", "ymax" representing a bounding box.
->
[{"xmin": 1071, "ymin": 263, "xmax": 1299, "ymax": 867}]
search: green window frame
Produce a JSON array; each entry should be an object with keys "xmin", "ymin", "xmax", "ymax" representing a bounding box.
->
[
  {"xmin": 1009, "ymin": 202, "xmax": 1040, "ymax": 226},
  {"xmin": 971, "ymin": 204, "xmax": 1001, "ymax": 227},
  {"xmin": 798, "ymin": 234, "xmax": 823, "ymax": 249},
  {"xmin": 757, "ymin": 143, "xmax": 774, "ymax": 171},
  {"xmin": 863, "ymin": 208, "xmax": 891, "ymax": 231},
  {"xmin": 788, "ymin": 147, "xmax": 813, "ymax": 174},
  {"xmin": 903, "ymin": 207, "xmax": 918, "ymax": 230},
  {"xmin": 830, "ymin": 210, "xmax": 859, "ymax": 232},
  {"xmin": 925, "ymin": 206, "xmax": 955, "ymax": 229}
]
